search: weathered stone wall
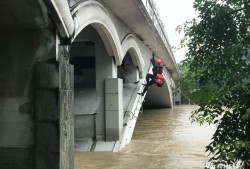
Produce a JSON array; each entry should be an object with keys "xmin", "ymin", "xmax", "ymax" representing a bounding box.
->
[
  {"xmin": 0, "ymin": 29, "xmax": 57, "ymax": 169},
  {"xmin": 58, "ymin": 46, "xmax": 74, "ymax": 169},
  {"xmin": 35, "ymin": 62, "xmax": 59, "ymax": 169}
]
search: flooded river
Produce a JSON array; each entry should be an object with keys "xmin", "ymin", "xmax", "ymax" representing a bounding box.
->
[{"xmin": 75, "ymin": 105, "xmax": 215, "ymax": 169}]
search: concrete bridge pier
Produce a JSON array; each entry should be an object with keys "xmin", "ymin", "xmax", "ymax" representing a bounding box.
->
[
  {"xmin": 105, "ymin": 78, "xmax": 123, "ymax": 141},
  {"xmin": 58, "ymin": 45, "xmax": 74, "ymax": 169},
  {"xmin": 35, "ymin": 61, "xmax": 60, "ymax": 169}
]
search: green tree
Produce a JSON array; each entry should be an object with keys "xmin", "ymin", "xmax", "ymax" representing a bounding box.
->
[{"xmin": 178, "ymin": 0, "xmax": 250, "ymax": 168}]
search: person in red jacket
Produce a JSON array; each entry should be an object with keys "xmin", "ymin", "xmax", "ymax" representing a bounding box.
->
[{"xmin": 138, "ymin": 54, "xmax": 164, "ymax": 96}]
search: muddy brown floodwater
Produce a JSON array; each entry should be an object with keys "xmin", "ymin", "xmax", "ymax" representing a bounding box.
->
[{"xmin": 75, "ymin": 105, "xmax": 216, "ymax": 169}]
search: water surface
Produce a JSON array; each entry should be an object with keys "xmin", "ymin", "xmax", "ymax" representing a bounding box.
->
[{"xmin": 75, "ymin": 105, "xmax": 215, "ymax": 169}]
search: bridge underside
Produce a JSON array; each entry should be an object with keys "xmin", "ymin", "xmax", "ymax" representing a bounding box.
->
[{"xmin": 144, "ymin": 84, "xmax": 173, "ymax": 108}]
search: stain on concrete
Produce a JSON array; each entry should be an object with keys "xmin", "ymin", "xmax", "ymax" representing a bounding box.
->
[{"xmin": 19, "ymin": 101, "xmax": 33, "ymax": 115}]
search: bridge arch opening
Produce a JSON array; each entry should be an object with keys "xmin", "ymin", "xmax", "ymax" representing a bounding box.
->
[
  {"xmin": 70, "ymin": 25, "xmax": 117, "ymax": 151},
  {"xmin": 72, "ymin": 1, "xmax": 123, "ymax": 65},
  {"xmin": 118, "ymin": 50, "xmax": 140, "ymax": 111}
]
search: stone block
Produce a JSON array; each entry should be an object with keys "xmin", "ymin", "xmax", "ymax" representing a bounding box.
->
[
  {"xmin": 35, "ymin": 62, "xmax": 59, "ymax": 89},
  {"xmin": 74, "ymin": 114, "xmax": 95, "ymax": 140},
  {"xmin": 60, "ymin": 119, "xmax": 74, "ymax": 169},
  {"xmin": 36, "ymin": 152, "xmax": 59, "ymax": 169},
  {"xmin": 105, "ymin": 90, "xmax": 123, "ymax": 111},
  {"xmin": 105, "ymin": 78, "xmax": 123, "ymax": 94},
  {"xmin": 105, "ymin": 78, "xmax": 123, "ymax": 141},
  {"xmin": 0, "ymin": 120, "xmax": 34, "ymax": 147},
  {"xmin": 105, "ymin": 110, "xmax": 122, "ymax": 141},
  {"xmin": 0, "ymin": 147, "xmax": 34, "ymax": 169},
  {"xmin": 36, "ymin": 90, "xmax": 59, "ymax": 121},
  {"xmin": 59, "ymin": 90, "xmax": 74, "ymax": 120},
  {"xmin": 35, "ymin": 122, "xmax": 59, "ymax": 169},
  {"xmin": 59, "ymin": 63, "xmax": 74, "ymax": 90},
  {"xmin": 35, "ymin": 122, "xmax": 59, "ymax": 151},
  {"xmin": 0, "ymin": 98, "xmax": 34, "ymax": 147},
  {"xmin": 60, "ymin": 119, "xmax": 74, "ymax": 148},
  {"xmin": 105, "ymin": 93, "xmax": 119, "ymax": 111}
]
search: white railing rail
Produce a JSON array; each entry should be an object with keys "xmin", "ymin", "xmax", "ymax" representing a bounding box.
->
[{"xmin": 141, "ymin": 0, "xmax": 178, "ymax": 81}]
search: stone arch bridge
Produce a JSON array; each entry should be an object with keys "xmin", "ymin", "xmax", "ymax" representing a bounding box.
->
[{"xmin": 0, "ymin": 0, "xmax": 180, "ymax": 168}]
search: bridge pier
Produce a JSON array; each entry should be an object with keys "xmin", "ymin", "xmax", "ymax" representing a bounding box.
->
[
  {"xmin": 58, "ymin": 46, "xmax": 74, "ymax": 169},
  {"xmin": 105, "ymin": 78, "xmax": 123, "ymax": 141}
]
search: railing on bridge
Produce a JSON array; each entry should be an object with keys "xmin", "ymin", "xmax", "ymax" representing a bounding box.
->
[
  {"xmin": 141, "ymin": 0, "xmax": 178, "ymax": 83},
  {"xmin": 141, "ymin": 0, "xmax": 175, "ymax": 61}
]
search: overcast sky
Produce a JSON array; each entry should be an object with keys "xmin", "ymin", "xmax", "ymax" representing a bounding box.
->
[{"xmin": 155, "ymin": 0, "xmax": 198, "ymax": 63}]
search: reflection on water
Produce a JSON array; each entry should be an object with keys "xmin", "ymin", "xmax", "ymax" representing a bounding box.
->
[{"xmin": 75, "ymin": 105, "xmax": 215, "ymax": 169}]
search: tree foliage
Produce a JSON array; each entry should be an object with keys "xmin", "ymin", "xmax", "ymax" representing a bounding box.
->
[{"xmin": 178, "ymin": 0, "xmax": 250, "ymax": 168}]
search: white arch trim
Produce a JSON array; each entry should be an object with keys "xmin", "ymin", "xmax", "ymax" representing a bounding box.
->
[
  {"xmin": 43, "ymin": 0, "xmax": 74, "ymax": 38},
  {"xmin": 163, "ymin": 69, "xmax": 174, "ymax": 107},
  {"xmin": 121, "ymin": 34, "xmax": 144, "ymax": 71},
  {"xmin": 72, "ymin": 1, "xmax": 123, "ymax": 65}
]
